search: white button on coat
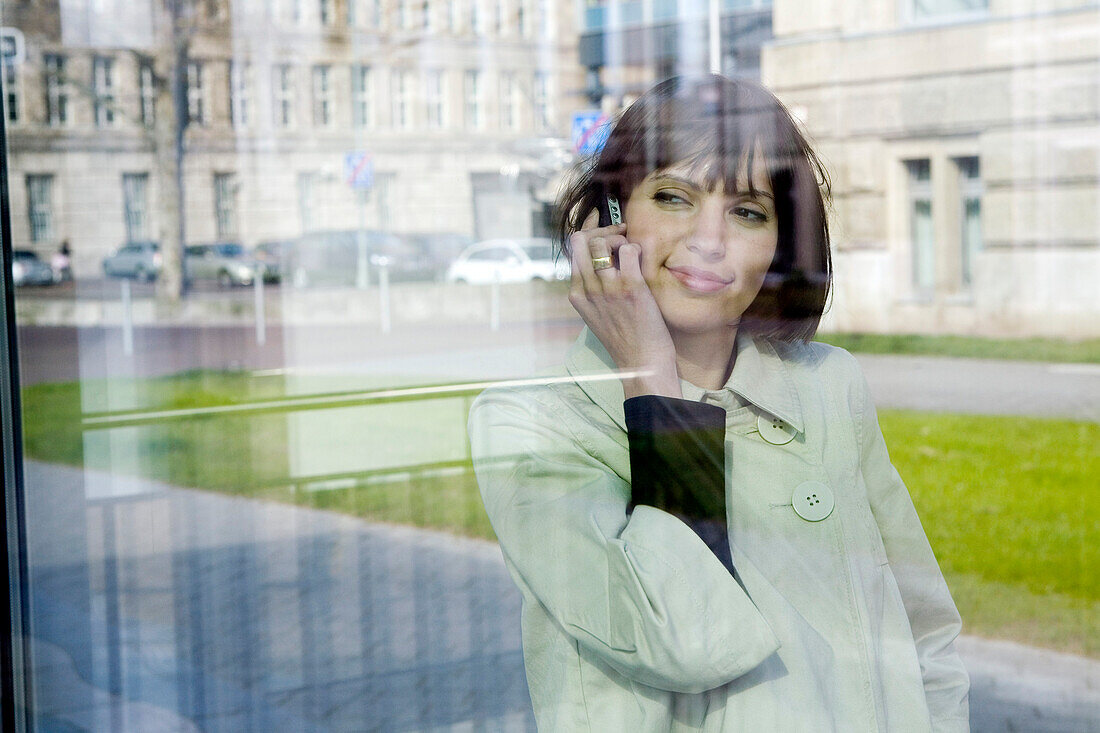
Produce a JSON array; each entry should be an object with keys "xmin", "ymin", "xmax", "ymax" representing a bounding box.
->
[
  {"xmin": 757, "ymin": 412, "xmax": 797, "ymax": 445},
  {"xmin": 792, "ymin": 480, "xmax": 834, "ymax": 522}
]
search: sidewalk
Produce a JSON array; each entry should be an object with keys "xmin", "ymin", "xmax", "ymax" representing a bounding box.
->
[{"xmin": 19, "ymin": 461, "xmax": 1100, "ymax": 732}]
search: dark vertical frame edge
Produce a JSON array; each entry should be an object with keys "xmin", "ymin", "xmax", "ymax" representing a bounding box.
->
[{"xmin": 0, "ymin": 51, "xmax": 31, "ymax": 732}]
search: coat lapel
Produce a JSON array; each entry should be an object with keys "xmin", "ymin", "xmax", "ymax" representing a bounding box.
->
[{"xmin": 564, "ymin": 327, "xmax": 805, "ymax": 436}]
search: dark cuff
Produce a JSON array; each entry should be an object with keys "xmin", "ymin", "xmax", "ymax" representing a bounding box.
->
[{"xmin": 624, "ymin": 395, "xmax": 732, "ymax": 573}]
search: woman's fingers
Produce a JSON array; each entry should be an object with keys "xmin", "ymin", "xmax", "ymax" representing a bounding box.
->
[
  {"xmin": 570, "ymin": 225, "xmax": 627, "ymax": 295},
  {"xmin": 616, "ymin": 243, "xmax": 646, "ymax": 287}
]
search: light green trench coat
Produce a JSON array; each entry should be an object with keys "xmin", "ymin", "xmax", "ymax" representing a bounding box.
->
[{"xmin": 469, "ymin": 328, "xmax": 970, "ymax": 732}]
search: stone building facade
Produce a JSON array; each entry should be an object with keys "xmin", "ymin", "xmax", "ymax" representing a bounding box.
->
[
  {"xmin": 765, "ymin": 0, "xmax": 1100, "ymax": 337},
  {"xmin": 2, "ymin": 0, "xmax": 583, "ymax": 279}
]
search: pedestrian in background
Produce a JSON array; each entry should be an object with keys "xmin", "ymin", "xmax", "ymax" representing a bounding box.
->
[{"xmin": 51, "ymin": 240, "xmax": 72, "ymax": 283}]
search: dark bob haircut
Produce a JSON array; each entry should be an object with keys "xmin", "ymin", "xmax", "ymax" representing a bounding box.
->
[{"xmin": 555, "ymin": 74, "xmax": 832, "ymax": 342}]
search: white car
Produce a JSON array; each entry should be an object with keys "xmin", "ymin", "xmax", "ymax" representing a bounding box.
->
[{"xmin": 445, "ymin": 238, "xmax": 569, "ymax": 284}]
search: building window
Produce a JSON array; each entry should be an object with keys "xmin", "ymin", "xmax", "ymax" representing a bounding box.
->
[
  {"xmin": 471, "ymin": 0, "xmax": 484, "ymax": 33},
  {"xmin": 909, "ymin": 0, "xmax": 988, "ymax": 21},
  {"xmin": 499, "ymin": 72, "xmax": 518, "ymax": 131},
  {"xmin": 448, "ymin": 0, "xmax": 459, "ymax": 31},
  {"xmin": 3, "ymin": 58, "xmax": 19, "ymax": 123},
  {"xmin": 320, "ymin": 0, "xmax": 333, "ymax": 25},
  {"xmin": 400, "ymin": 0, "xmax": 415, "ymax": 28},
  {"xmin": 518, "ymin": 0, "xmax": 529, "ymax": 37},
  {"xmin": 43, "ymin": 54, "xmax": 68, "ymax": 126},
  {"xmin": 122, "ymin": 173, "xmax": 150, "ymax": 243},
  {"xmin": 495, "ymin": 0, "xmax": 505, "ymax": 34},
  {"xmin": 955, "ymin": 156, "xmax": 982, "ymax": 289},
  {"xmin": 229, "ymin": 61, "xmax": 251, "ymax": 127},
  {"xmin": 92, "ymin": 56, "xmax": 115, "ymax": 126},
  {"xmin": 905, "ymin": 159, "xmax": 934, "ymax": 297},
  {"xmin": 352, "ymin": 65, "xmax": 372, "ymax": 128},
  {"xmin": 464, "ymin": 69, "xmax": 482, "ymax": 130},
  {"xmin": 537, "ymin": 0, "xmax": 555, "ymax": 39},
  {"xmin": 311, "ymin": 65, "xmax": 333, "ymax": 127},
  {"xmin": 425, "ymin": 70, "xmax": 445, "ymax": 129},
  {"xmin": 26, "ymin": 174, "xmax": 54, "ymax": 243},
  {"xmin": 274, "ymin": 64, "xmax": 295, "ymax": 128},
  {"xmin": 391, "ymin": 69, "xmax": 413, "ymax": 128},
  {"xmin": 186, "ymin": 61, "xmax": 205, "ymax": 125},
  {"xmin": 287, "ymin": 0, "xmax": 303, "ymax": 23},
  {"xmin": 214, "ymin": 173, "xmax": 239, "ymax": 239},
  {"xmin": 139, "ymin": 62, "xmax": 156, "ymax": 126},
  {"xmin": 533, "ymin": 71, "xmax": 551, "ymax": 131}
]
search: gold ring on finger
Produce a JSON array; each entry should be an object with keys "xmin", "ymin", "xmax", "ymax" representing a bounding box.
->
[{"xmin": 592, "ymin": 256, "xmax": 613, "ymax": 271}]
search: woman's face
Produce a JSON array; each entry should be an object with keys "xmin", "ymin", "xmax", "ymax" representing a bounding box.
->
[{"xmin": 622, "ymin": 155, "xmax": 779, "ymax": 339}]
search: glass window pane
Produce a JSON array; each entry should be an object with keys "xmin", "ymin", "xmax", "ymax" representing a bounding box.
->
[{"xmin": 2, "ymin": 2, "xmax": 1094, "ymax": 732}]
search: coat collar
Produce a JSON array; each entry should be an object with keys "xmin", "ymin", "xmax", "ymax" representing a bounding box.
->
[{"xmin": 564, "ymin": 327, "xmax": 804, "ymax": 434}]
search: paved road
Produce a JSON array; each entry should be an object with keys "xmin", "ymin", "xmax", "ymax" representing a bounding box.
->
[
  {"xmin": 16, "ymin": 322, "xmax": 1100, "ymax": 421},
  {"xmin": 21, "ymin": 461, "xmax": 1100, "ymax": 732}
]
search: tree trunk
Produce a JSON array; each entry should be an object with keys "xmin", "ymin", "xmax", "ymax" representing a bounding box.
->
[{"xmin": 153, "ymin": 0, "xmax": 188, "ymax": 303}]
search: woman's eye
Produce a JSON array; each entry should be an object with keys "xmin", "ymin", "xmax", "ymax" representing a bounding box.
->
[
  {"xmin": 732, "ymin": 206, "xmax": 768, "ymax": 223},
  {"xmin": 653, "ymin": 191, "xmax": 689, "ymax": 206}
]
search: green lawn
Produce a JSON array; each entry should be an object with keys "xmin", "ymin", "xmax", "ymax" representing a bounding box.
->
[
  {"xmin": 20, "ymin": 371, "xmax": 1098, "ymax": 657},
  {"xmin": 818, "ymin": 332, "xmax": 1100, "ymax": 363}
]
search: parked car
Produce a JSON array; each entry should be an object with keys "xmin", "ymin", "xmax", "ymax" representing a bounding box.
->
[
  {"xmin": 287, "ymin": 230, "xmax": 429, "ymax": 287},
  {"xmin": 252, "ymin": 239, "xmax": 294, "ymax": 283},
  {"xmin": 184, "ymin": 242, "xmax": 262, "ymax": 286},
  {"xmin": 445, "ymin": 238, "xmax": 569, "ymax": 284},
  {"xmin": 12, "ymin": 249, "xmax": 56, "ymax": 286},
  {"xmin": 102, "ymin": 241, "xmax": 162, "ymax": 281}
]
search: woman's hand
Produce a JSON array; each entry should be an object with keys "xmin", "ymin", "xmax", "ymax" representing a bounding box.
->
[{"xmin": 568, "ymin": 211, "xmax": 682, "ymax": 399}]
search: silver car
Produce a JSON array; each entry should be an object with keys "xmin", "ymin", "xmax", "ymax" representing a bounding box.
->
[
  {"xmin": 12, "ymin": 249, "xmax": 56, "ymax": 286},
  {"xmin": 445, "ymin": 238, "xmax": 569, "ymax": 285},
  {"xmin": 102, "ymin": 241, "xmax": 162, "ymax": 281},
  {"xmin": 184, "ymin": 243, "xmax": 262, "ymax": 286}
]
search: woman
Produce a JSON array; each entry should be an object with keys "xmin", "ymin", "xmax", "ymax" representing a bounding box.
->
[{"xmin": 468, "ymin": 75, "xmax": 969, "ymax": 731}]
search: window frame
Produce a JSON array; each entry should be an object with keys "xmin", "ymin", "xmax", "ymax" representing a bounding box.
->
[
  {"xmin": 424, "ymin": 69, "xmax": 446, "ymax": 130},
  {"xmin": 904, "ymin": 158, "xmax": 935, "ymax": 299},
  {"xmin": 139, "ymin": 62, "xmax": 156, "ymax": 127},
  {"xmin": 273, "ymin": 63, "xmax": 296, "ymax": 129},
  {"xmin": 25, "ymin": 174, "xmax": 54, "ymax": 244},
  {"xmin": 122, "ymin": 172, "xmax": 150, "ymax": 243},
  {"xmin": 3, "ymin": 58, "xmax": 19, "ymax": 124},
  {"xmin": 352, "ymin": 65, "xmax": 373, "ymax": 129},
  {"xmin": 186, "ymin": 60, "xmax": 206, "ymax": 126},
  {"xmin": 311, "ymin": 64, "xmax": 333, "ymax": 127},
  {"xmin": 43, "ymin": 53, "xmax": 67, "ymax": 127},
  {"xmin": 92, "ymin": 55, "xmax": 115, "ymax": 127},
  {"xmin": 213, "ymin": 172, "xmax": 239, "ymax": 240}
]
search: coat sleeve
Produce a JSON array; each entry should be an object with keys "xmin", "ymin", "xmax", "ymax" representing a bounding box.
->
[
  {"xmin": 855, "ymin": 368, "xmax": 971, "ymax": 731},
  {"xmin": 469, "ymin": 386, "xmax": 780, "ymax": 695}
]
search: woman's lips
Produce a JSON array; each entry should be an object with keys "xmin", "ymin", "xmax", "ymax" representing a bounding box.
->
[{"xmin": 667, "ymin": 266, "xmax": 732, "ymax": 293}]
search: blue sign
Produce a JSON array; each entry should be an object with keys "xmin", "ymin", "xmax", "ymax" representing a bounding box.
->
[
  {"xmin": 571, "ymin": 110, "xmax": 612, "ymax": 157},
  {"xmin": 344, "ymin": 150, "xmax": 374, "ymax": 189}
]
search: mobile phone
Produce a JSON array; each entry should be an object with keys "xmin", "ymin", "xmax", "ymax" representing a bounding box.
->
[{"xmin": 597, "ymin": 195, "xmax": 623, "ymax": 227}]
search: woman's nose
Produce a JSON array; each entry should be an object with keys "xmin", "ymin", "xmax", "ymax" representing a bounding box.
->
[{"xmin": 686, "ymin": 204, "xmax": 727, "ymax": 260}]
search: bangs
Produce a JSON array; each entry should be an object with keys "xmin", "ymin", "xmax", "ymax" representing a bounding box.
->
[{"xmin": 606, "ymin": 80, "xmax": 800, "ymax": 199}]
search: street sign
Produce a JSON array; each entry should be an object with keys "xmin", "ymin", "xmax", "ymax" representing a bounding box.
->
[
  {"xmin": 0, "ymin": 28, "xmax": 25, "ymax": 65},
  {"xmin": 571, "ymin": 110, "xmax": 612, "ymax": 157},
  {"xmin": 344, "ymin": 150, "xmax": 373, "ymax": 189}
]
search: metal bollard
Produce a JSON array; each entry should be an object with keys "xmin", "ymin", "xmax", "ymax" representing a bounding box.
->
[
  {"xmin": 121, "ymin": 279, "xmax": 133, "ymax": 356},
  {"xmin": 254, "ymin": 273, "xmax": 266, "ymax": 346},
  {"xmin": 378, "ymin": 262, "xmax": 391, "ymax": 334}
]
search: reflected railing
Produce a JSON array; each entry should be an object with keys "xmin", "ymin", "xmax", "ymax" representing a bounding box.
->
[{"xmin": 26, "ymin": 380, "xmax": 539, "ymax": 732}]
